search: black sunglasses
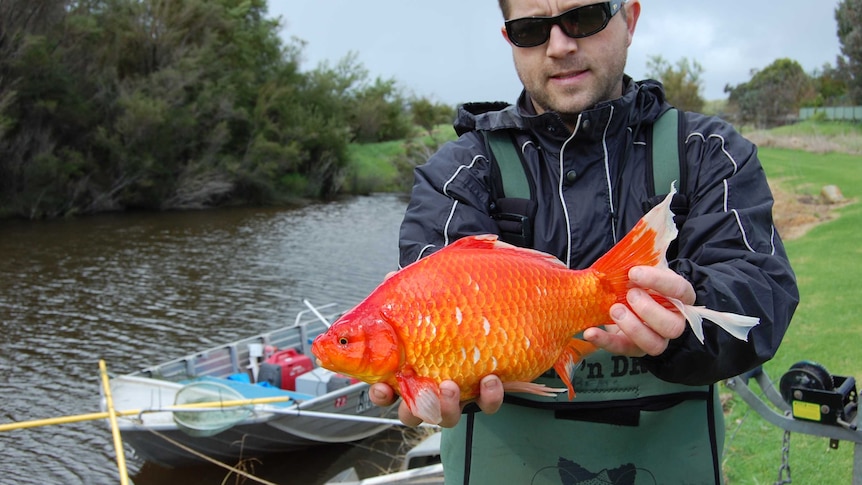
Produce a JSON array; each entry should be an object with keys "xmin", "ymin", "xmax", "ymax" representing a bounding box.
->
[{"xmin": 505, "ymin": 1, "xmax": 624, "ymax": 48}]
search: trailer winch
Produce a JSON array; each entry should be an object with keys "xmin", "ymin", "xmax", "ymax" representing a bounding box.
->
[{"xmin": 726, "ymin": 361, "xmax": 860, "ymax": 484}]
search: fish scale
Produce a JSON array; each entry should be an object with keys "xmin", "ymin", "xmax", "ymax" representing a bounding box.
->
[{"xmin": 385, "ymin": 249, "xmax": 612, "ymax": 400}]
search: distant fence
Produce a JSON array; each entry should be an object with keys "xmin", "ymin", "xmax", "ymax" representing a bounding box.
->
[{"xmin": 799, "ymin": 106, "xmax": 862, "ymax": 121}]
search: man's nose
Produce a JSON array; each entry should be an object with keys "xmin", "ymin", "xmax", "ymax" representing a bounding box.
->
[{"xmin": 545, "ymin": 24, "xmax": 579, "ymax": 57}]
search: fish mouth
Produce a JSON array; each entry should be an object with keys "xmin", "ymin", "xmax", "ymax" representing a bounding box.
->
[{"xmin": 310, "ymin": 339, "xmax": 328, "ymax": 366}]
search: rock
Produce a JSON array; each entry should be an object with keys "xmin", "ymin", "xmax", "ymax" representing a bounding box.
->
[{"xmin": 820, "ymin": 185, "xmax": 845, "ymax": 204}]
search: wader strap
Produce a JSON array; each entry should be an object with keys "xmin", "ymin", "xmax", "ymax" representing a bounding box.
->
[
  {"xmin": 486, "ymin": 130, "xmax": 530, "ymax": 199},
  {"xmin": 484, "ymin": 130, "xmax": 537, "ymax": 247},
  {"xmin": 650, "ymin": 107, "xmax": 684, "ymax": 196},
  {"xmin": 463, "ymin": 408, "xmax": 476, "ymax": 485}
]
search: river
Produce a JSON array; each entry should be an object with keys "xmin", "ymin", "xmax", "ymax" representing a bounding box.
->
[{"xmin": 0, "ymin": 194, "xmax": 413, "ymax": 484}]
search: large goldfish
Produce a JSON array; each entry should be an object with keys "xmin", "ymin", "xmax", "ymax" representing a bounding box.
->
[{"xmin": 312, "ymin": 189, "xmax": 759, "ymax": 424}]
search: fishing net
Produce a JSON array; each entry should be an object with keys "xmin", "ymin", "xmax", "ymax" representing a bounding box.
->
[{"xmin": 173, "ymin": 381, "xmax": 253, "ymax": 437}]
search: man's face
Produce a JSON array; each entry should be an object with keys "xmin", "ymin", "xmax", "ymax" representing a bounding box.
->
[{"xmin": 502, "ymin": 1, "xmax": 640, "ymax": 119}]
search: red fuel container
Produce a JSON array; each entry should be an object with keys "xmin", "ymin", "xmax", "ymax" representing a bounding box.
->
[{"xmin": 258, "ymin": 348, "xmax": 314, "ymax": 390}]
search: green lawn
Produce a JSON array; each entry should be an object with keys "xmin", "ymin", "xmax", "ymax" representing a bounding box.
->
[{"xmin": 722, "ymin": 147, "xmax": 861, "ymax": 484}]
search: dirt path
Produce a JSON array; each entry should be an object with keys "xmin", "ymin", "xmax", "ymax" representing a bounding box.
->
[
  {"xmin": 770, "ymin": 183, "xmax": 845, "ymax": 241},
  {"xmin": 744, "ymin": 131, "xmax": 856, "ymax": 240}
]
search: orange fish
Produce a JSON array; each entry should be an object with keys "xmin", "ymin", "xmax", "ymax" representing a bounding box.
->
[{"xmin": 312, "ymin": 189, "xmax": 759, "ymax": 424}]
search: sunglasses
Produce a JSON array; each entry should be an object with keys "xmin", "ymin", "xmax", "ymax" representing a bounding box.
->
[{"xmin": 504, "ymin": 1, "xmax": 624, "ymax": 48}]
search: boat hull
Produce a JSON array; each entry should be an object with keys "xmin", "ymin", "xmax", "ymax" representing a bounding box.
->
[
  {"xmin": 104, "ymin": 303, "xmax": 399, "ymax": 468},
  {"xmin": 114, "ymin": 379, "xmax": 393, "ymax": 468}
]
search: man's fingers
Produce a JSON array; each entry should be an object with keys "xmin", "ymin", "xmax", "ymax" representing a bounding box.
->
[
  {"xmin": 474, "ymin": 375, "xmax": 504, "ymax": 415},
  {"xmin": 630, "ymin": 266, "xmax": 695, "ymax": 304},
  {"xmin": 397, "ymin": 400, "xmax": 424, "ymax": 427},
  {"xmin": 370, "ymin": 383, "xmax": 396, "ymax": 406},
  {"xmin": 371, "ymin": 383, "xmax": 424, "ymax": 427},
  {"xmin": 437, "ymin": 380, "xmax": 464, "ymax": 427},
  {"xmin": 625, "ymin": 288, "xmax": 687, "ymax": 342},
  {"xmin": 610, "ymin": 299, "xmax": 667, "ymax": 356},
  {"xmin": 583, "ymin": 325, "xmax": 643, "ymax": 357},
  {"xmin": 371, "ymin": 378, "xmax": 504, "ymax": 428}
]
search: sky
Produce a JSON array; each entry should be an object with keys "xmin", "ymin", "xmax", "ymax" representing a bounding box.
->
[{"xmin": 269, "ymin": 1, "xmax": 843, "ymax": 105}]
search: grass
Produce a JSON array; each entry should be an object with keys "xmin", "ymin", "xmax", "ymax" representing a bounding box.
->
[
  {"xmin": 344, "ymin": 125, "xmax": 458, "ymax": 194},
  {"xmin": 343, "ymin": 140, "xmax": 404, "ymax": 194},
  {"xmin": 767, "ymin": 119, "xmax": 862, "ymax": 139},
  {"xmin": 722, "ymin": 146, "xmax": 861, "ymax": 484},
  {"xmin": 744, "ymin": 120, "xmax": 862, "ymax": 155}
]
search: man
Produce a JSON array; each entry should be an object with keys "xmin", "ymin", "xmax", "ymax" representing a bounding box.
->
[{"xmin": 371, "ymin": 1, "xmax": 799, "ymax": 483}]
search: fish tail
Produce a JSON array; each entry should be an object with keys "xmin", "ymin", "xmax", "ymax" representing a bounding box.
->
[
  {"xmin": 592, "ymin": 187, "xmax": 761, "ymax": 342},
  {"xmin": 591, "ymin": 186, "xmax": 678, "ymax": 297}
]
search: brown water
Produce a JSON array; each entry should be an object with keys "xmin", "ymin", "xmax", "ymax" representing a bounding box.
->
[{"xmin": 0, "ymin": 194, "xmax": 412, "ymax": 484}]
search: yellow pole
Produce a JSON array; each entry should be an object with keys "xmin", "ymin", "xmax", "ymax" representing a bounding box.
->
[
  {"xmin": 0, "ymin": 395, "xmax": 294, "ymax": 432},
  {"xmin": 99, "ymin": 359, "xmax": 130, "ymax": 485}
]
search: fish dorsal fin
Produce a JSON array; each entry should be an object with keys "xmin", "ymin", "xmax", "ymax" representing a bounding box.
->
[{"xmin": 445, "ymin": 235, "xmax": 567, "ymax": 268}]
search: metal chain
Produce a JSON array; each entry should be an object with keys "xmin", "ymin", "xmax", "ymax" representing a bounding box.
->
[{"xmin": 775, "ymin": 428, "xmax": 792, "ymax": 485}]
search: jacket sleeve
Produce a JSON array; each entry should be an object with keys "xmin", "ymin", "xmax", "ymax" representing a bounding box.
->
[
  {"xmin": 642, "ymin": 115, "xmax": 800, "ymax": 385},
  {"xmin": 399, "ymin": 133, "xmax": 500, "ymax": 267}
]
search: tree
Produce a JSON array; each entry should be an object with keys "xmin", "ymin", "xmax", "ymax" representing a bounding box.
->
[
  {"xmin": 0, "ymin": 0, "xmax": 407, "ymax": 218},
  {"xmin": 725, "ymin": 58, "xmax": 816, "ymax": 128},
  {"xmin": 811, "ymin": 63, "xmax": 849, "ymax": 106},
  {"xmin": 836, "ymin": 0, "xmax": 862, "ymax": 103},
  {"xmin": 410, "ymin": 97, "xmax": 455, "ymax": 135},
  {"xmin": 645, "ymin": 56, "xmax": 705, "ymax": 112}
]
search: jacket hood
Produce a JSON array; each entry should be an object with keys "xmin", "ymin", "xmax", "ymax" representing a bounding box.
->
[{"xmin": 454, "ymin": 76, "xmax": 668, "ymax": 138}]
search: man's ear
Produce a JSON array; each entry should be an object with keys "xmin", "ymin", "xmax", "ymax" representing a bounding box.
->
[
  {"xmin": 501, "ymin": 25, "xmax": 513, "ymax": 45},
  {"xmin": 625, "ymin": 0, "xmax": 642, "ymax": 46}
]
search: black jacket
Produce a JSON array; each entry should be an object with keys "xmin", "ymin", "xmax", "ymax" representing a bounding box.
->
[{"xmin": 399, "ymin": 78, "xmax": 799, "ymax": 386}]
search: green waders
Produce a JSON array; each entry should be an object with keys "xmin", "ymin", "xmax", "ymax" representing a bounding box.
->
[{"xmin": 441, "ymin": 350, "xmax": 725, "ymax": 485}]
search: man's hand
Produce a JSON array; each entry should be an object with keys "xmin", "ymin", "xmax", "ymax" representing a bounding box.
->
[
  {"xmin": 584, "ymin": 266, "xmax": 695, "ymax": 356},
  {"xmin": 369, "ymin": 375, "xmax": 504, "ymax": 428}
]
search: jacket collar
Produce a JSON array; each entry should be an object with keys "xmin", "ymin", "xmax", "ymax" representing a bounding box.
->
[{"xmin": 455, "ymin": 77, "xmax": 668, "ymax": 141}]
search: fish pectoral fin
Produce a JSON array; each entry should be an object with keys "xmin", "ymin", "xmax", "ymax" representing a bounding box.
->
[
  {"xmin": 553, "ymin": 338, "xmax": 599, "ymax": 400},
  {"xmin": 502, "ymin": 381, "xmax": 566, "ymax": 397},
  {"xmin": 396, "ymin": 370, "xmax": 442, "ymax": 425}
]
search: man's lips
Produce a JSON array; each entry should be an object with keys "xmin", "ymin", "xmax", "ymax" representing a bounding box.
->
[{"xmin": 550, "ymin": 69, "xmax": 588, "ymax": 81}]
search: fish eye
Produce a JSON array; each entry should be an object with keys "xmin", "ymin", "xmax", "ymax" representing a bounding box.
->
[{"xmin": 339, "ymin": 337, "xmax": 349, "ymax": 345}]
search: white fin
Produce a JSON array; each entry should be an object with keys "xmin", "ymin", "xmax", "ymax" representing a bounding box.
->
[
  {"xmin": 502, "ymin": 381, "xmax": 567, "ymax": 397},
  {"xmin": 667, "ymin": 297, "xmax": 760, "ymax": 343},
  {"xmin": 411, "ymin": 387, "xmax": 443, "ymax": 425},
  {"xmin": 642, "ymin": 183, "xmax": 679, "ymax": 270}
]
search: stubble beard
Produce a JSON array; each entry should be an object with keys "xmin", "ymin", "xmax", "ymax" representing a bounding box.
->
[{"xmin": 519, "ymin": 52, "xmax": 628, "ymax": 123}]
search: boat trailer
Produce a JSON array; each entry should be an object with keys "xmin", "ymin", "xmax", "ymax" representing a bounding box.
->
[{"xmin": 726, "ymin": 362, "xmax": 860, "ymax": 484}]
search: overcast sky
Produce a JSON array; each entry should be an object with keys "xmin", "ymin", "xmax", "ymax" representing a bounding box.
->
[{"xmin": 269, "ymin": 1, "xmax": 843, "ymax": 105}]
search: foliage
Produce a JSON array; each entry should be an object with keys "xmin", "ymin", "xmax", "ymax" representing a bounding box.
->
[
  {"xmin": 645, "ymin": 55, "xmax": 705, "ymax": 112},
  {"xmin": 0, "ymin": 0, "xmax": 435, "ymax": 219},
  {"xmin": 343, "ymin": 140, "xmax": 404, "ymax": 194},
  {"xmin": 836, "ymin": 0, "xmax": 862, "ymax": 103},
  {"xmin": 810, "ymin": 63, "xmax": 850, "ymax": 106},
  {"xmin": 392, "ymin": 127, "xmax": 458, "ymax": 192},
  {"xmin": 409, "ymin": 98, "xmax": 456, "ymax": 135},
  {"xmin": 725, "ymin": 59, "xmax": 817, "ymax": 128},
  {"xmin": 341, "ymin": 123, "xmax": 457, "ymax": 195}
]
